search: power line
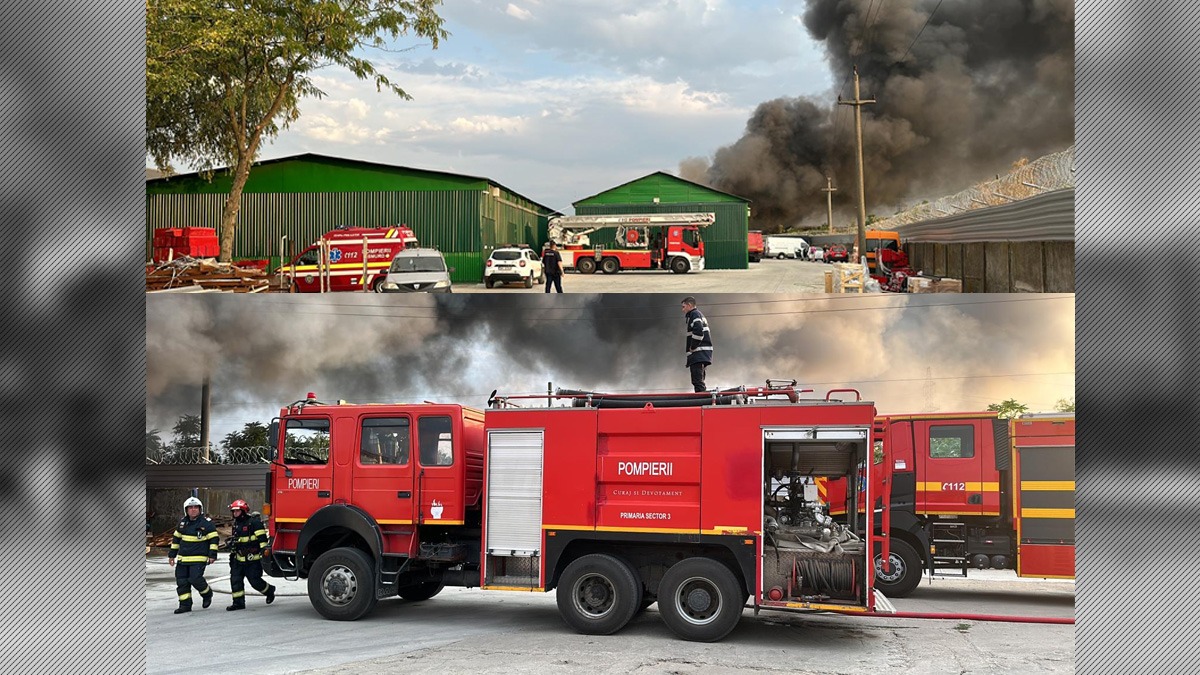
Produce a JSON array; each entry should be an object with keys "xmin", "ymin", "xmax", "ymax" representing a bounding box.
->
[{"xmin": 896, "ymin": 0, "xmax": 945, "ymax": 68}]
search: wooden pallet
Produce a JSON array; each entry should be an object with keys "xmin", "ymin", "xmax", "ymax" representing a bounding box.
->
[{"xmin": 146, "ymin": 257, "xmax": 271, "ymax": 293}]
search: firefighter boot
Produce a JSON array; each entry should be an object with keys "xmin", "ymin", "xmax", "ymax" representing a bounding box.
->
[
  {"xmin": 265, "ymin": 585, "xmax": 276, "ymax": 605},
  {"xmin": 226, "ymin": 601, "xmax": 245, "ymax": 611},
  {"xmin": 173, "ymin": 604, "xmax": 191, "ymax": 615},
  {"xmin": 201, "ymin": 590, "xmax": 213, "ymax": 609}
]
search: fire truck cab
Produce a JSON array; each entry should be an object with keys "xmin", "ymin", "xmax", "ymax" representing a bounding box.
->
[
  {"xmin": 547, "ymin": 213, "xmax": 713, "ymax": 275},
  {"xmin": 263, "ymin": 385, "xmax": 892, "ymax": 641},
  {"xmin": 824, "ymin": 412, "xmax": 1075, "ymax": 596},
  {"xmin": 283, "ymin": 225, "xmax": 418, "ymax": 293}
]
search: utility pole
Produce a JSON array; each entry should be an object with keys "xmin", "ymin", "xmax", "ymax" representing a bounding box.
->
[
  {"xmin": 822, "ymin": 176, "xmax": 837, "ymax": 234},
  {"xmin": 838, "ymin": 65, "xmax": 875, "ymax": 264}
]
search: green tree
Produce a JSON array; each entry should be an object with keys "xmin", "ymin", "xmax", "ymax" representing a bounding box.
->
[
  {"xmin": 987, "ymin": 399, "xmax": 1029, "ymax": 419},
  {"xmin": 146, "ymin": 0, "xmax": 449, "ymax": 261},
  {"xmin": 221, "ymin": 421, "xmax": 271, "ymax": 463},
  {"xmin": 1054, "ymin": 397, "xmax": 1075, "ymax": 412},
  {"xmin": 146, "ymin": 428, "xmax": 166, "ymax": 462},
  {"xmin": 172, "ymin": 414, "xmax": 203, "ymax": 448}
]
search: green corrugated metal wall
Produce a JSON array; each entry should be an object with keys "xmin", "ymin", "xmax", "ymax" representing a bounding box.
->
[
  {"xmin": 145, "ymin": 156, "xmax": 553, "ymax": 283},
  {"xmin": 574, "ymin": 173, "xmax": 750, "ymax": 270}
]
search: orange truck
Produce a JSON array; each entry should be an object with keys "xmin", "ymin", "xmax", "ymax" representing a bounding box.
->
[{"xmin": 748, "ymin": 230, "xmax": 765, "ymax": 263}]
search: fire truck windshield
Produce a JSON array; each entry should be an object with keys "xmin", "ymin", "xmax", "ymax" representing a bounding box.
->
[
  {"xmin": 284, "ymin": 418, "xmax": 331, "ymax": 465},
  {"xmin": 682, "ymin": 228, "xmax": 701, "ymax": 246}
]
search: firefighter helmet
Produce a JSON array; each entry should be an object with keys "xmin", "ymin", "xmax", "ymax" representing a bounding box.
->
[
  {"xmin": 183, "ymin": 496, "xmax": 203, "ymax": 509},
  {"xmin": 229, "ymin": 499, "xmax": 250, "ymax": 512}
]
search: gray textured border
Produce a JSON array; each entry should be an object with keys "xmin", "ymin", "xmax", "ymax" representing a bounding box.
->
[
  {"xmin": 1075, "ymin": 2, "xmax": 1200, "ymax": 674},
  {"xmin": 0, "ymin": 1, "xmax": 145, "ymax": 672}
]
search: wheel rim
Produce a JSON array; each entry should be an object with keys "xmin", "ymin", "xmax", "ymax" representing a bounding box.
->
[
  {"xmin": 674, "ymin": 576, "xmax": 722, "ymax": 626},
  {"xmin": 875, "ymin": 552, "xmax": 906, "ymax": 583},
  {"xmin": 572, "ymin": 573, "xmax": 616, "ymax": 619},
  {"xmin": 322, "ymin": 563, "xmax": 359, "ymax": 606}
]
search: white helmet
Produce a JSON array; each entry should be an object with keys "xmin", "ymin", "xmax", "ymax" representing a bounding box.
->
[{"xmin": 183, "ymin": 496, "xmax": 203, "ymax": 510}]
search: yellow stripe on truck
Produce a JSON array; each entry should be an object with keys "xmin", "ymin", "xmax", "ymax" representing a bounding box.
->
[
  {"xmin": 917, "ymin": 482, "xmax": 1001, "ymax": 492},
  {"xmin": 1021, "ymin": 508, "xmax": 1075, "ymax": 519},
  {"xmin": 1021, "ymin": 481, "xmax": 1075, "ymax": 491}
]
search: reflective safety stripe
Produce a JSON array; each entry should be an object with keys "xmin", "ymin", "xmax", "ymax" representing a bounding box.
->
[
  {"xmin": 177, "ymin": 533, "xmax": 209, "ymax": 543},
  {"xmin": 197, "ymin": 584, "xmax": 210, "ymax": 594},
  {"xmin": 178, "ymin": 593, "xmax": 191, "ymax": 601},
  {"xmin": 206, "ymin": 531, "xmax": 220, "ymax": 539},
  {"xmin": 177, "ymin": 555, "xmax": 210, "ymax": 563},
  {"xmin": 253, "ymin": 529, "xmax": 268, "ymax": 537},
  {"xmin": 1021, "ymin": 508, "xmax": 1075, "ymax": 519},
  {"xmin": 170, "ymin": 543, "xmax": 180, "ymax": 550},
  {"xmin": 232, "ymin": 591, "xmax": 245, "ymax": 598},
  {"xmin": 236, "ymin": 536, "xmax": 252, "ymax": 543},
  {"xmin": 236, "ymin": 553, "xmax": 262, "ymax": 562}
]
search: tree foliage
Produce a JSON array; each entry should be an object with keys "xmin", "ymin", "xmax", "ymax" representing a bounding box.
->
[
  {"xmin": 987, "ymin": 398, "xmax": 1029, "ymax": 419},
  {"xmin": 171, "ymin": 413, "xmax": 203, "ymax": 447},
  {"xmin": 146, "ymin": 0, "xmax": 448, "ymax": 260},
  {"xmin": 1054, "ymin": 397, "xmax": 1075, "ymax": 412}
]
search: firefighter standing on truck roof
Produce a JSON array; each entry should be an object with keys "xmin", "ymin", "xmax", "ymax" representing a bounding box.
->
[
  {"xmin": 682, "ymin": 296, "xmax": 713, "ymax": 392},
  {"xmin": 225, "ymin": 499, "xmax": 276, "ymax": 610},
  {"xmin": 169, "ymin": 496, "xmax": 218, "ymax": 614}
]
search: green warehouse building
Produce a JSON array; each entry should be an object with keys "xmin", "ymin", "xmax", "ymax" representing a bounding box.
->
[
  {"xmin": 573, "ymin": 172, "xmax": 752, "ymax": 270},
  {"xmin": 145, "ymin": 154, "xmax": 558, "ymax": 283}
]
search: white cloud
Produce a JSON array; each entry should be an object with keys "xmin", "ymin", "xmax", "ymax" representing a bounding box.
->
[{"xmin": 505, "ymin": 3, "xmax": 533, "ymax": 21}]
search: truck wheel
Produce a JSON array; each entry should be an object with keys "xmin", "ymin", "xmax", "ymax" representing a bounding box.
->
[
  {"xmin": 777, "ymin": 252, "xmax": 786, "ymax": 259},
  {"xmin": 371, "ymin": 276, "xmax": 386, "ymax": 293},
  {"xmin": 556, "ymin": 553, "xmax": 640, "ymax": 635},
  {"xmin": 658, "ymin": 558, "xmax": 743, "ymax": 642},
  {"xmin": 307, "ymin": 547, "xmax": 379, "ymax": 621},
  {"xmin": 669, "ymin": 257, "xmax": 690, "ymax": 274},
  {"xmin": 524, "ymin": 274, "xmax": 534, "ymax": 288},
  {"xmin": 873, "ymin": 538, "xmax": 922, "ymax": 598},
  {"xmin": 397, "ymin": 581, "xmax": 444, "ymax": 601},
  {"xmin": 600, "ymin": 257, "xmax": 620, "ymax": 274},
  {"xmin": 576, "ymin": 258, "xmax": 597, "ymax": 275}
]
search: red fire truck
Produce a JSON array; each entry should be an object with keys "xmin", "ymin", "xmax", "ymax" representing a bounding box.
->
[
  {"xmin": 283, "ymin": 225, "xmax": 419, "ymax": 292},
  {"xmin": 261, "ymin": 384, "xmax": 893, "ymax": 641},
  {"xmin": 547, "ymin": 213, "xmax": 714, "ymax": 274},
  {"xmin": 823, "ymin": 412, "xmax": 1075, "ymax": 597}
]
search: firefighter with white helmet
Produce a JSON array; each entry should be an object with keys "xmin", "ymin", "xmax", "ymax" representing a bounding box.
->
[
  {"xmin": 225, "ymin": 498, "xmax": 276, "ymax": 610},
  {"xmin": 168, "ymin": 496, "xmax": 218, "ymax": 614}
]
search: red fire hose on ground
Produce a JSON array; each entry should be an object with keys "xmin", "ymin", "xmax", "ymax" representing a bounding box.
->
[{"xmin": 878, "ymin": 611, "xmax": 1073, "ymax": 625}]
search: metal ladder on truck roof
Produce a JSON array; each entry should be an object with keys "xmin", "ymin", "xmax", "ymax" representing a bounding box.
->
[{"xmin": 927, "ymin": 521, "xmax": 969, "ymax": 578}]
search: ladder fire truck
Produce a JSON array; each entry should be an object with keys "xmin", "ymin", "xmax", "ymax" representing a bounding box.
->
[
  {"xmin": 261, "ymin": 383, "xmax": 895, "ymax": 641},
  {"xmin": 823, "ymin": 412, "xmax": 1075, "ymax": 597},
  {"xmin": 546, "ymin": 212, "xmax": 714, "ymax": 274},
  {"xmin": 283, "ymin": 225, "xmax": 419, "ymax": 293}
]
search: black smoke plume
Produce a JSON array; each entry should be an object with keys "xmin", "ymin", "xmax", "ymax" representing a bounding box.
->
[{"xmin": 683, "ymin": 0, "xmax": 1074, "ymax": 232}]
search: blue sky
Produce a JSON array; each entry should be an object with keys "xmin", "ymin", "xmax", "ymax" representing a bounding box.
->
[{"xmin": 231, "ymin": 1, "xmax": 834, "ymax": 212}]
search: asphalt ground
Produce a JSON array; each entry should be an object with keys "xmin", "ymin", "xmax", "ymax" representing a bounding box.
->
[
  {"xmin": 458, "ymin": 257, "xmax": 833, "ymax": 294},
  {"xmin": 145, "ymin": 556, "xmax": 1074, "ymax": 674}
]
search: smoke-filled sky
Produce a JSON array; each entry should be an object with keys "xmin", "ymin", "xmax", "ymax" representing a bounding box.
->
[
  {"xmin": 152, "ymin": 1, "xmax": 1072, "ymax": 230},
  {"xmin": 683, "ymin": 0, "xmax": 1075, "ymax": 230},
  {"xmin": 147, "ymin": 294, "xmax": 1074, "ymax": 443}
]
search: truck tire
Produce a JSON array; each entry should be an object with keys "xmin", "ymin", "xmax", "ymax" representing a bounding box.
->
[
  {"xmin": 669, "ymin": 257, "xmax": 690, "ymax": 274},
  {"xmin": 777, "ymin": 252, "xmax": 787, "ymax": 260},
  {"xmin": 555, "ymin": 553, "xmax": 641, "ymax": 635},
  {"xmin": 307, "ymin": 546, "xmax": 379, "ymax": 621},
  {"xmin": 576, "ymin": 257, "xmax": 597, "ymax": 275},
  {"xmin": 371, "ymin": 276, "xmax": 387, "ymax": 293},
  {"xmin": 397, "ymin": 581, "xmax": 444, "ymax": 602},
  {"xmin": 658, "ymin": 558, "xmax": 743, "ymax": 642},
  {"xmin": 600, "ymin": 257, "xmax": 620, "ymax": 274},
  {"xmin": 873, "ymin": 537, "xmax": 922, "ymax": 598}
]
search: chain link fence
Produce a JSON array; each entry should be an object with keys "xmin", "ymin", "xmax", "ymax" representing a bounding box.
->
[
  {"xmin": 146, "ymin": 446, "xmax": 272, "ymax": 465},
  {"xmin": 876, "ymin": 145, "xmax": 1075, "ymax": 230}
]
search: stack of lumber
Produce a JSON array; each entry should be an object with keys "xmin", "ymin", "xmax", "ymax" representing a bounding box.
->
[{"xmin": 146, "ymin": 257, "xmax": 271, "ymax": 293}]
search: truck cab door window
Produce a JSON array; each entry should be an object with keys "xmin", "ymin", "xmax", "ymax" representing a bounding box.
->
[
  {"xmin": 418, "ymin": 416, "xmax": 453, "ymax": 467},
  {"xmin": 284, "ymin": 418, "xmax": 331, "ymax": 465},
  {"xmin": 360, "ymin": 417, "xmax": 410, "ymax": 465},
  {"xmin": 929, "ymin": 425, "xmax": 974, "ymax": 458},
  {"xmin": 295, "ymin": 248, "xmax": 320, "ymax": 266}
]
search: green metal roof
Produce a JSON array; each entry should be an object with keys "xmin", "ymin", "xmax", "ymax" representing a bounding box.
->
[
  {"xmin": 573, "ymin": 171, "xmax": 749, "ymax": 207},
  {"xmin": 146, "ymin": 153, "xmax": 558, "ymax": 215}
]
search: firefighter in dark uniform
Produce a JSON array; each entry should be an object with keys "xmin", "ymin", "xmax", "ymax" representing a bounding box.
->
[
  {"xmin": 682, "ymin": 296, "xmax": 713, "ymax": 392},
  {"xmin": 169, "ymin": 496, "xmax": 218, "ymax": 614},
  {"xmin": 226, "ymin": 499, "xmax": 276, "ymax": 610}
]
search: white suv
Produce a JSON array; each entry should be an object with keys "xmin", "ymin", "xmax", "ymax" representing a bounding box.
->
[{"xmin": 484, "ymin": 246, "xmax": 544, "ymax": 288}]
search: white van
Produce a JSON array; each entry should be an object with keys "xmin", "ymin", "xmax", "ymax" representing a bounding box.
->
[{"xmin": 765, "ymin": 236, "xmax": 808, "ymax": 259}]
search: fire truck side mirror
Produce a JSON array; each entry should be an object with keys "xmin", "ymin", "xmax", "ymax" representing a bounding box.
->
[{"xmin": 268, "ymin": 419, "xmax": 279, "ymax": 451}]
